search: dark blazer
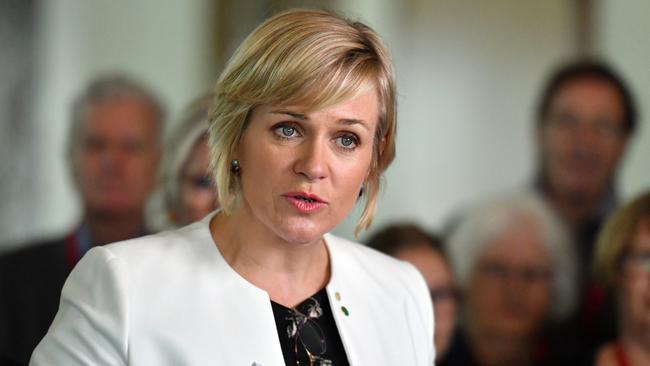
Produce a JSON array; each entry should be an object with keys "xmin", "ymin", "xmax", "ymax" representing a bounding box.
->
[{"xmin": 0, "ymin": 238, "xmax": 71, "ymax": 366}]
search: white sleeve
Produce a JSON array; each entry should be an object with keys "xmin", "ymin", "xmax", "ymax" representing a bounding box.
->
[{"xmin": 30, "ymin": 247, "xmax": 129, "ymax": 366}]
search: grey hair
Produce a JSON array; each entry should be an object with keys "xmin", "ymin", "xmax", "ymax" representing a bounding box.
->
[
  {"xmin": 447, "ymin": 192, "xmax": 577, "ymax": 321},
  {"xmin": 68, "ymin": 73, "xmax": 165, "ymax": 152},
  {"xmin": 162, "ymin": 97, "xmax": 211, "ymax": 222},
  {"xmin": 145, "ymin": 95, "xmax": 212, "ymax": 230}
]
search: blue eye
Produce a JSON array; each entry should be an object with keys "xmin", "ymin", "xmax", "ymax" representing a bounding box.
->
[
  {"xmin": 282, "ymin": 126, "xmax": 295, "ymax": 136},
  {"xmin": 336, "ymin": 135, "xmax": 358, "ymax": 149},
  {"xmin": 275, "ymin": 125, "xmax": 298, "ymax": 139}
]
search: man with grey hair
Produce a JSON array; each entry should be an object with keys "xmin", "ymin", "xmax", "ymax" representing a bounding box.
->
[{"xmin": 0, "ymin": 74, "xmax": 164, "ymax": 365}]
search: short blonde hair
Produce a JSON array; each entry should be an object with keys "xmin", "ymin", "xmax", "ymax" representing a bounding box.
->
[
  {"xmin": 208, "ymin": 9, "xmax": 396, "ymax": 234},
  {"xmin": 593, "ymin": 190, "xmax": 650, "ymax": 287}
]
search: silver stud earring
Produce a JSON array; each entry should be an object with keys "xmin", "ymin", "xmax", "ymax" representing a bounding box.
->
[{"xmin": 230, "ymin": 159, "xmax": 240, "ymax": 175}]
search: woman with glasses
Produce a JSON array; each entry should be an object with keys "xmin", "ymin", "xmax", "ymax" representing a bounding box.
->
[
  {"xmin": 148, "ymin": 95, "xmax": 219, "ymax": 230},
  {"xmin": 593, "ymin": 191, "xmax": 650, "ymax": 366},
  {"xmin": 367, "ymin": 223, "xmax": 458, "ymax": 361},
  {"xmin": 442, "ymin": 193, "xmax": 577, "ymax": 366},
  {"xmin": 31, "ymin": 9, "xmax": 434, "ymax": 366}
]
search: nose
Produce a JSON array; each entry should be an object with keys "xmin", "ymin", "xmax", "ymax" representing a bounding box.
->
[
  {"xmin": 503, "ymin": 270, "xmax": 530, "ymax": 299},
  {"xmin": 294, "ymin": 139, "xmax": 328, "ymax": 181},
  {"xmin": 100, "ymin": 146, "xmax": 127, "ymax": 173}
]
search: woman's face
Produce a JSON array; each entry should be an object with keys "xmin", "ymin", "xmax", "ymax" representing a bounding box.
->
[
  {"xmin": 395, "ymin": 245, "xmax": 458, "ymax": 358},
  {"xmin": 234, "ymin": 87, "xmax": 379, "ymax": 244},
  {"xmin": 178, "ymin": 136, "xmax": 219, "ymax": 224},
  {"xmin": 468, "ymin": 219, "xmax": 552, "ymax": 340},
  {"xmin": 617, "ymin": 222, "xmax": 650, "ymax": 333}
]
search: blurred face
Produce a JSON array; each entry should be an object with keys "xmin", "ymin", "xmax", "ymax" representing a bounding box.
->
[
  {"xmin": 177, "ymin": 136, "xmax": 219, "ymax": 224},
  {"xmin": 469, "ymin": 220, "xmax": 552, "ymax": 339},
  {"xmin": 396, "ymin": 245, "xmax": 458, "ymax": 358},
  {"xmin": 72, "ymin": 98, "xmax": 161, "ymax": 217},
  {"xmin": 540, "ymin": 78, "xmax": 628, "ymax": 200},
  {"xmin": 617, "ymin": 222, "xmax": 650, "ymax": 334},
  {"xmin": 235, "ymin": 87, "xmax": 378, "ymax": 244}
]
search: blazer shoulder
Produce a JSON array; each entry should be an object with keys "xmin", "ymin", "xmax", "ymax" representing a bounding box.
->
[
  {"xmin": 325, "ymin": 233, "xmax": 424, "ymax": 289},
  {"xmin": 103, "ymin": 220, "xmax": 210, "ymax": 257},
  {"xmin": 86, "ymin": 220, "xmax": 216, "ymax": 285}
]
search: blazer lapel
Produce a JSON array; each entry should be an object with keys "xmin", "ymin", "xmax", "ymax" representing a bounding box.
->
[
  {"xmin": 325, "ymin": 234, "xmax": 389, "ymax": 366},
  {"xmin": 202, "ymin": 226, "xmax": 286, "ymax": 366}
]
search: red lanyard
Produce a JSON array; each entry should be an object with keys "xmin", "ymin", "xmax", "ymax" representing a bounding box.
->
[
  {"xmin": 64, "ymin": 234, "xmax": 80, "ymax": 270},
  {"xmin": 616, "ymin": 343, "xmax": 631, "ymax": 366}
]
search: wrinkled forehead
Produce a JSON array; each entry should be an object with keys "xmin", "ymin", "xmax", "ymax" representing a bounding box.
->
[
  {"xmin": 69, "ymin": 101, "xmax": 161, "ymax": 155},
  {"xmin": 80, "ymin": 97, "xmax": 161, "ymax": 132}
]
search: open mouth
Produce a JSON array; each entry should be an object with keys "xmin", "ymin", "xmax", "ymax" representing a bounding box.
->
[
  {"xmin": 284, "ymin": 191, "xmax": 327, "ymax": 204},
  {"xmin": 294, "ymin": 195, "xmax": 319, "ymax": 203},
  {"xmin": 283, "ymin": 192, "xmax": 327, "ymax": 213}
]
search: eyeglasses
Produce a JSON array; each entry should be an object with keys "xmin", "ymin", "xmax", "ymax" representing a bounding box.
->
[
  {"xmin": 547, "ymin": 111, "xmax": 624, "ymax": 140},
  {"xmin": 184, "ymin": 174, "xmax": 214, "ymax": 189},
  {"xmin": 285, "ymin": 298, "xmax": 330, "ymax": 366},
  {"xmin": 430, "ymin": 287, "xmax": 459, "ymax": 304}
]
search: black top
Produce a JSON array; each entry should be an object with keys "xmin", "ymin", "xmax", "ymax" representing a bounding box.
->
[
  {"xmin": 438, "ymin": 327, "xmax": 594, "ymax": 366},
  {"xmin": 0, "ymin": 238, "xmax": 71, "ymax": 366},
  {"xmin": 271, "ymin": 288, "xmax": 350, "ymax": 366}
]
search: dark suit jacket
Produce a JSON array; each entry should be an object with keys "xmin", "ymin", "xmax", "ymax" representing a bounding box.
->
[{"xmin": 0, "ymin": 238, "xmax": 71, "ymax": 366}]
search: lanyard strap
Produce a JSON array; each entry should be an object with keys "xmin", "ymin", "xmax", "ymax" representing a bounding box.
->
[
  {"xmin": 616, "ymin": 342, "xmax": 630, "ymax": 366},
  {"xmin": 64, "ymin": 233, "xmax": 80, "ymax": 270}
]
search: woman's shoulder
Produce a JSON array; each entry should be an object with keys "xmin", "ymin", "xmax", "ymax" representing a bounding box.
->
[
  {"xmin": 84, "ymin": 218, "xmax": 216, "ymax": 276},
  {"xmin": 326, "ymin": 233, "xmax": 414, "ymax": 268},
  {"xmin": 325, "ymin": 233, "xmax": 428, "ymax": 292}
]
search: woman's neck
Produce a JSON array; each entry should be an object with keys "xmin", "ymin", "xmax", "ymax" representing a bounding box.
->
[{"xmin": 209, "ymin": 209, "xmax": 330, "ymax": 308}]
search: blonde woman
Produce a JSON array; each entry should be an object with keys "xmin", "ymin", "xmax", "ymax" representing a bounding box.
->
[
  {"xmin": 594, "ymin": 191, "xmax": 650, "ymax": 366},
  {"xmin": 31, "ymin": 9, "xmax": 434, "ymax": 366}
]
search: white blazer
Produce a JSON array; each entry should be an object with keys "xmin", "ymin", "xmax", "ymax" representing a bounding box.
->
[{"xmin": 31, "ymin": 215, "xmax": 435, "ymax": 365}]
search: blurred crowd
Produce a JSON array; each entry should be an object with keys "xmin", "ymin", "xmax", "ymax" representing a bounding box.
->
[{"xmin": 1, "ymin": 58, "xmax": 649, "ymax": 366}]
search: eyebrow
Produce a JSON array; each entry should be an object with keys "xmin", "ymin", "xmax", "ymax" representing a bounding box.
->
[
  {"xmin": 338, "ymin": 118, "xmax": 370, "ymax": 131},
  {"xmin": 271, "ymin": 110, "xmax": 370, "ymax": 131},
  {"xmin": 271, "ymin": 110, "xmax": 307, "ymax": 120}
]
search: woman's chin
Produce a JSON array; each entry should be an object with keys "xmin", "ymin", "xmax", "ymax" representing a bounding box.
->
[{"xmin": 274, "ymin": 219, "xmax": 331, "ymax": 245}]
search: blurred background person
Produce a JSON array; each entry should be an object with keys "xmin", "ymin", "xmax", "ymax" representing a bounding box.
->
[
  {"xmin": 148, "ymin": 94, "xmax": 218, "ymax": 230},
  {"xmin": 367, "ymin": 223, "xmax": 458, "ymax": 360},
  {"xmin": 533, "ymin": 59, "xmax": 637, "ymax": 317},
  {"xmin": 533, "ymin": 60, "xmax": 639, "ymax": 350},
  {"xmin": 443, "ymin": 193, "xmax": 577, "ymax": 366},
  {"xmin": 0, "ymin": 74, "xmax": 163, "ymax": 365},
  {"xmin": 593, "ymin": 191, "xmax": 650, "ymax": 366}
]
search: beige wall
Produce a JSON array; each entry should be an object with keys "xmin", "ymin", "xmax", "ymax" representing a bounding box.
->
[
  {"xmin": 333, "ymin": 0, "xmax": 577, "ymax": 240},
  {"xmin": 595, "ymin": 0, "xmax": 650, "ymax": 201}
]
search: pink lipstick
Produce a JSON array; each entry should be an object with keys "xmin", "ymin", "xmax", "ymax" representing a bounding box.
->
[{"xmin": 282, "ymin": 192, "xmax": 328, "ymax": 213}]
